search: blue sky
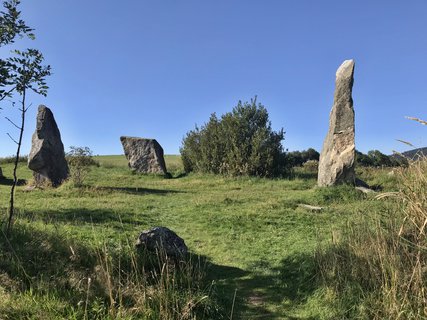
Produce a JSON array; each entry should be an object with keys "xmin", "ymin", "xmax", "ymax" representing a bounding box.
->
[{"xmin": 1, "ymin": 0, "xmax": 426, "ymax": 156}]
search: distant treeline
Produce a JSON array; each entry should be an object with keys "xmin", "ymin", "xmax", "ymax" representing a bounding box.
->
[
  {"xmin": 356, "ymin": 150, "xmax": 408, "ymax": 167},
  {"xmin": 287, "ymin": 149, "xmax": 409, "ymax": 168},
  {"xmin": 0, "ymin": 155, "xmax": 28, "ymax": 164}
]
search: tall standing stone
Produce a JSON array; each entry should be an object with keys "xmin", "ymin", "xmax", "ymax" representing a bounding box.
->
[
  {"xmin": 318, "ymin": 60, "xmax": 356, "ymax": 187},
  {"xmin": 120, "ymin": 136, "xmax": 167, "ymax": 174},
  {"xmin": 28, "ymin": 105, "xmax": 69, "ymax": 186}
]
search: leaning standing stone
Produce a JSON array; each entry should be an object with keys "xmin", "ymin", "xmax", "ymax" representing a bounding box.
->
[
  {"xmin": 318, "ymin": 60, "xmax": 356, "ymax": 187},
  {"xmin": 28, "ymin": 105, "xmax": 69, "ymax": 186},
  {"xmin": 120, "ymin": 136, "xmax": 167, "ymax": 174}
]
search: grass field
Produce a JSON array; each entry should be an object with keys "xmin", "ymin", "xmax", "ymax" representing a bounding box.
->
[{"xmin": 0, "ymin": 155, "xmax": 401, "ymax": 319}]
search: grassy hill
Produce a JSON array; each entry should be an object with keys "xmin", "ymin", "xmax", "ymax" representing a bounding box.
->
[
  {"xmin": 0, "ymin": 155, "xmax": 415, "ymax": 319},
  {"xmin": 390, "ymin": 147, "xmax": 427, "ymax": 160}
]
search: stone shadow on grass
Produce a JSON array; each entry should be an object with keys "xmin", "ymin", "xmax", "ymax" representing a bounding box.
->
[
  {"xmin": 290, "ymin": 171, "xmax": 318, "ymax": 181},
  {"xmin": 0, "ymin": 224, "xmax": 98, "ymax": 310},
  {"xmin": 199, "ymin": 253, "xmax": 320, "ymax": 319},
  {"xmin": 96, "ymin": 186, "xmax": 184, "ymax": 195},
  {"xmin": 0, "ymin": 177, "xmax": 27, "ymax": 186},
  {"xmin": 0, "ymin": 223, "xmax": 324, "ymax": 319},
  {"xmin": 22, "ymin": 208, "xmax": 157, "ymax": 228},
  {"xmin": 0, "ymin": 225, "xmax": 252, "ymax": 319}
]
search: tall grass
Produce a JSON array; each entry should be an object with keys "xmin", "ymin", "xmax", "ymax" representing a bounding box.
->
[
  {"xmin": 0, "ymin": 222, "xmax": 223, "ymax": 319},
  {"xmin": 316, "ymin": 158, "xmax": 427, "ymax": 319}
]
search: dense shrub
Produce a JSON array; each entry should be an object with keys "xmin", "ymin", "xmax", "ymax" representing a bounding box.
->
[
  {"xmin": 302, "ymin": 159, "xmax": 318, "ymax": 173},
  {"xmin": 286, "ymin": 148, "xmax": 320, "ymax": 167},
  {"xmin": 180, "ymin": 98, "xmax": 285, "ymax": 177}
]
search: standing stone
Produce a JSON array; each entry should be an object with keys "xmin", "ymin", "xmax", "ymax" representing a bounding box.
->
[
  {"xmin": 120, "ymin": 136, "xmax": 167, "ymax": 174},
  {"xmin": 0, "ymin": 167, "xmax": 3, "ymax": 179},
  {"xmin": 28, "ymin": 105, "xmax": 69, "ymax": 186},
  {"xmin": 318, "ymin": 60, "xmax": 356, "ymax": 187}
]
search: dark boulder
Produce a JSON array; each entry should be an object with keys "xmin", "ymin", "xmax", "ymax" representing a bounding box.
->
[{"xmin": 136, "ymin": 226, "xmax": 188, "ymax": 257}]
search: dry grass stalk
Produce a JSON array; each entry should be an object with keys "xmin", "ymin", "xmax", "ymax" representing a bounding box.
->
[
  {"xmin": 405, "ymin": 116, "xmax": 427, "ymax": 126},
  {"xmin": 317, "ymin": 157, "xmax": 427, "ymax": 319}
]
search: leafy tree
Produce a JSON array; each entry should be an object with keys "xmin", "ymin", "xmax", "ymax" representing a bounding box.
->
[
  {"xmin": 355, "ymin": 150, "xmax": 374, "ymax": 167},
  {"xmin": 0, "ymin": 0, "xmax": 51, "ymax": 233},
  {"xmin": 180, "ymin": 97, "xmax": 285, "ymax": 177},
  {"xmin": 286, "ymin": 148, "xmax": 320, "ymax": 167},
  {"xmin": 285, "ymin": 150, "xmax": 303, "ymax": 167},
  {"xmin": 0, "ymin": 0, "xmax": 34, "ymax": 101},
  {"xmin": 301, "ymin": 148, "xmax": 320, "ymax": 162},
  {"xmin": 367, "ymin": 150, "xmax": 392, "ymax": 167}
]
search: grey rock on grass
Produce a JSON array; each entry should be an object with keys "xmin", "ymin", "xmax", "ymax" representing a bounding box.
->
[
  {"xmin": 120, "ymin": 136, "xmax": 167, "ymax": 174},
  {"xmin": 136, "ymin": 226, "xmax": 188, "ymax": 257},
  {"xmin": 28, "ymin": 105, "xmax": 68, "ymax": 187},
  {"xmin": 318, "ymin": 60, "xmax": 356, "ymax": 187}
]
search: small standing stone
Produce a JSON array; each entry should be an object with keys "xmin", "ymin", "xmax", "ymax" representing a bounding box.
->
[
  {"xmin": 120, "ymin": 136, "xmax": 167, "ymax": 174},
  {"xmin": 0, "ymin": 167, "xmax": 3, "ymax": 179},
  {"xmin": 136, "ymin": 226, "xmax": 188, "ymax": 257},
  {"xmin": 28, "ymin": 105, "xmax": 69, "ymax": 186},
  {"xmin": 318, "ymin": 60, "xmax": 356, "ymax": 187}
]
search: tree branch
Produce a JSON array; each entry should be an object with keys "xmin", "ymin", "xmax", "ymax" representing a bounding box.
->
[
  {"xmin": 24, "ymin": 102, "xmax": 32, "ymax": 112},
  {"xmin": 0, "ymin": 87, "xmax": 15, "ymax": 102},
  {"xmin": 6, "ymin": 132, "xmax": 18, "ymax": 144},
  {"xmin": 5, "ymin": 116, "xmax": 21, "ymax": 129}
]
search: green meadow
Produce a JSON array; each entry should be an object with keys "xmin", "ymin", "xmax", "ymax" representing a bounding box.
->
[{"xmin": 0, "ymin": 155, "xmax": 403, "ymax": 319}]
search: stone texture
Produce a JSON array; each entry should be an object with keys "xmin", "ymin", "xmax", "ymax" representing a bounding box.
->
[
  {"xmin": 0, "ymin": 167, "xmax": 3, "ymax": 179},
  {"xmin": 318, "ymin": 60, "xmax": 356, "ymax": 187},
  {"xmin": 136, "ymin": 226, "xmax": 188, "ymax": 257},
  {"xmin": 120, "ymin": 136, "xmax": 167, "ymax": 174},
  {"xmin": 355, "ymin": 186, "xmax": 376, "ymax": 195},
  {"xmin": 28, "ymin": 105, "xmax": 69, "ymax": 186},
  {"xmin": 298, "ymin": 204, "xmax": 323, "ymax": 212}
]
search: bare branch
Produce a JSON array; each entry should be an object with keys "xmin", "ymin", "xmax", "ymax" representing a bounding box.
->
[
  {"xmin": 6, "ymin": 133, "xmax": 18, "ymax": 144},
  {"xmin": 24, "ymin": 102, "xmax": 33, "ymax": 112},
  {"xmin": 5, "ymin": 116, "xmax": 21, "ymax": 129}
]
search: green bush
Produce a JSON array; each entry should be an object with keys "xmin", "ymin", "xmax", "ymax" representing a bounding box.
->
[
  {"xmin": 286, "ymin": 148, "xmax": 320, "ymax": 167},
  {"xmin": 66, "ymin": 146, "xmax": 98, "ymax": 187},
  {"xmin": 302, "ymin": 159, "xmax": 319, "ymax": 173},
  {"xmin": 180, "ymin": 97, "xmax": 286, "ymax": 177}
]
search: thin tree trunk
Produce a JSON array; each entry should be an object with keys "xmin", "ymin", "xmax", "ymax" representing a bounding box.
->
[{"xmin": 7, "ymin": 89, "xmax": 26, "ymax": 234}]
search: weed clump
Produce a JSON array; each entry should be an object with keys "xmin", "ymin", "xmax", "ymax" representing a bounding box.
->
[{"xmin": 66, "ymin": 146, "xmax": 99, "ymax": 187}]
